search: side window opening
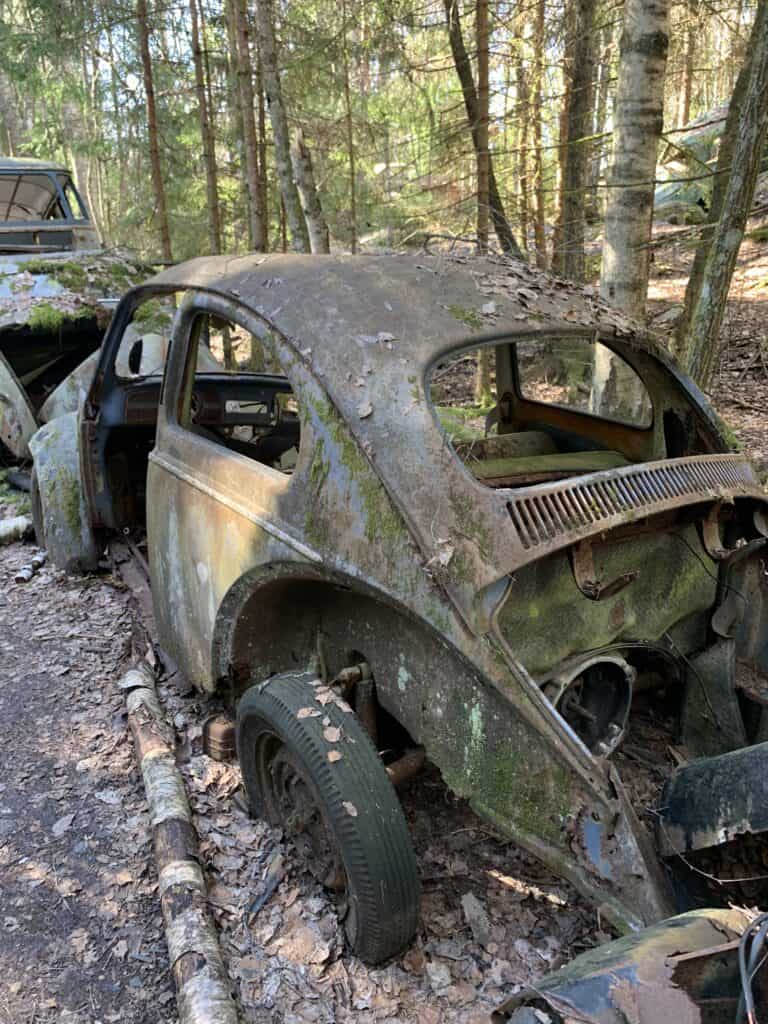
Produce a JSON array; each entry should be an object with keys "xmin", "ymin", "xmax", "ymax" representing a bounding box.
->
[
  {"xmin": 179, "ymin": 311, "xmax": 299, "ymax": 474},
  {"xmin": 429, "ymin": 335, "xmax": 652, "ymax": 489}
]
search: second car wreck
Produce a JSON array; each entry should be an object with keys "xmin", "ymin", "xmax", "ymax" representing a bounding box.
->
[
  {"xmin": 0, "ymin": 158, "xmax": 149, "ymax": 460},
  {"xmin": 27, "ymin": 252, "xmax": 768, "ymax": 971}
]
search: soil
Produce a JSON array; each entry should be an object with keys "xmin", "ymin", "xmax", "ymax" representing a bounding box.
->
[{"xmin": 0, "ymin": 546, "xmax": 177, "ymax": 1024}]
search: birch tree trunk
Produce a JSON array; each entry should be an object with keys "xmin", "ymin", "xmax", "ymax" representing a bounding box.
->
[
  {"xmin": 476, "ymin": 0, "xmax": 490, "ymax": 251},
  {"xmin": 290, "ymin": 129, "xmax": 330, "ymax": 253},
  {"xmin": 232, "ymin": 0, "xmax": 266, "ymax": 250},
  {"xmin": 599, "ymin": 0, "xmax": 670, "ymax": 318},
  {"xmin": 443, "ymin": 0, "xmax": 523, "ymax": 259},
  {"xmin": 190, "ymin": 0, "xmax": 222, "ymax": 254},
  {"xmin": 136, "ymin": 0, "xmax": 173, "ymax": 261},
  {"xmin": 675, "ymin": 0, "xmax": 768, "ymax": 388},
  {"xmin": 561, "ymin": 0, "xmax": 596, "ymax": 281},
  {"xmin": 253, "ymin": 0, "xmax": 309, "ymax": 252}
]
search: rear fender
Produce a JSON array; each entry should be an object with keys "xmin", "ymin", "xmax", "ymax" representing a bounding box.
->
[{"xmin": 29, "ymin": 411, "xmax": 100, "ymax": 572}]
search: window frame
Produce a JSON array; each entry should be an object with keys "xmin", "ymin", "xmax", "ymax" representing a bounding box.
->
[
  {"xmin": 510, "ymin": 330, "xmax": 654, "ymax": 431},
  {"xmin": 163, "ymin": 291, "xmax": 298, "ymax": 483}
]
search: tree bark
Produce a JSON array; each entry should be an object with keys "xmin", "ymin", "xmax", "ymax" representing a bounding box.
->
[
  {"xmin": 476, "ymin": 0, "xmax": 490, "ymax": 251},
  {"xmin": 561, "ymin": 0, "xmax": 596, "ymax": 281},
  {"xmin": 443, "ymin": 0, "xmax": 523, "ymax": 259},
  {"xmin": 341, "ymin": 0, "xmax": 358, "ymax": 253},
  {"xmin": 531, "ymin": 0, "xmax": 547, "ymax": 267},
  {"xmin": 290, "ymin": 128, "xmax": 330, "ymax": 253},
  {"xmin": 232, "ymin": 0, "xmax": 266, "ymax": 250},
  {"xmin": 674, "ymin": 0, "xmax": 768, "ymax": 388},
  {"xmin": 673, "ymin": 25, "xmax": 755, "ymax": 364},
  {"xmin": 253, "ymin": 0, "xmax": 309, "ymax": 252},
  {"xmin": 599, "ymin": 0, "xmax": 670, "ymax": 318},
  {"xmin": 136, "ymin": 0, "xmax": 173, "ymax": 261},
  {"xmin": 678, "ymin": 0, "xmax": 697, "ymax": 127},
  {"xmin": 190, "ymin": 0, "xmax": 222, "ymax": 254},
  {"xmin": 516, "ymin": 61, "xmax": 529, "ymax": 255}
]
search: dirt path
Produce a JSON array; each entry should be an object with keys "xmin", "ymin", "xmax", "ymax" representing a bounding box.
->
[{"xmin": 0, "ymin": 542, "xmax": 177, "ymax": 1024}]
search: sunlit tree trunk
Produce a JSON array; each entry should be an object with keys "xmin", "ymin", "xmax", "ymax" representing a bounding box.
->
[
  {"xmin": 253, "ymin": 0, "xmax": 309, "ymax": 252},
  {"xmin": 443, "ymin": 0, "xmax": 523, "ymax": 258},
  {"xmin": 190, "ymin": 0, "xmax": 222, "ymax": 253},
  {"xmin": 290, "ymin": 129, "xmax": 330, "ymax": 253},
  {"xmin": 136, "ymin": 0, "xmax": 173, "ymax": 260},
  {"xmin": 599, "ymin": 0, "xmax": 670, "ymax": 318},
  {"xmin": 675, "ymin": 0, "xmax": 768, "ymax": 388}
]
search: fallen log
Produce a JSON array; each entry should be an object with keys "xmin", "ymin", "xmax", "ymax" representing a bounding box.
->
[
  {"xmin": 0, "ymin": 515, "xmax": 32, "ymax": 546},
  {"xmin": 121, "ymin": 663, "xmax": 239, "ymax": 1024}
]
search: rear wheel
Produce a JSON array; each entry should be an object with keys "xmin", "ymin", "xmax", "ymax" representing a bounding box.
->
[{"xmin": 236, "ymin": 670, "xmax": 420, "ymax": 964}]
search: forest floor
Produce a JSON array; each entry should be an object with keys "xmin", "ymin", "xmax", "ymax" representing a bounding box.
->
[{"xmin": 0, "ymin": 222, "xmax": 767, "ymax": 1024}]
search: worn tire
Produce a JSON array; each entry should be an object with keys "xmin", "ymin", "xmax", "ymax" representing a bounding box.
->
[{"xmin": 237, "ymin": 670, "xmax": 420, "ymax": 964}]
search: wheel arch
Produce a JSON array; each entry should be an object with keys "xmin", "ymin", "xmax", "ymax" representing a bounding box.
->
[{"xmin": 211, "ymin": 561, "xmax": 475, "ymax": 745}]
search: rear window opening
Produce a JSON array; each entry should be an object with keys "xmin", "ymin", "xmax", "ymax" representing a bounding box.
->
[{"xmin": 428, "ymin": 334, "xmax": 653, "ymax": 488}]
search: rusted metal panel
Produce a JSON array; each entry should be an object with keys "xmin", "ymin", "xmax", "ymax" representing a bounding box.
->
[
  {"xmin": 0, "ymin": 349, "xmax": 36, "ymax": 457},
  {"xmin": 493, "ymin": 908, "xmax": 762, "ymax": 1024}
]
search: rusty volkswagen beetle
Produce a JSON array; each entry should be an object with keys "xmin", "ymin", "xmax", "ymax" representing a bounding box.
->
[{"xmin": 29, "ymin": 253, "xmax": 768, "ymax": 963}]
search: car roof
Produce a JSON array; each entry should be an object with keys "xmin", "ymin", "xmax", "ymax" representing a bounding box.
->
[
  {"xmin": 0, "ymin": 157, "xmax": 70, "ymax": 174},
  {"xmin": 146, "ymin": 252, "xmax": 648, "ymax": 367}
]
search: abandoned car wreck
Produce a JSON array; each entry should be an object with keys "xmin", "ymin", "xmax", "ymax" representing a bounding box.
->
[
  {"xmin": 0, "ymin": 157, "xmax": 148, "ymax": 461},
  {"xmin": 25, "ymin": 253, "xmax": 768, "ymax": 994}
]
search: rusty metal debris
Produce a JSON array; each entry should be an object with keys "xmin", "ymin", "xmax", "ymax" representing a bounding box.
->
[
  {"xmin": 22, "ymin": 251, "xmax": 768, "ymax": 965},
  {"xmin": 493, "ymin": 907, "xmax": 767, "ymax": 1024}
]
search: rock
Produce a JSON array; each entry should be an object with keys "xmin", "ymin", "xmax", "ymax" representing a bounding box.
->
[
  {"xmin": 425, "ymin": 959, "xmax": 452, "ymax": 992},
  {"xmin": 461, "ymin": 891, "xmax": 492, "ymax": 947}
]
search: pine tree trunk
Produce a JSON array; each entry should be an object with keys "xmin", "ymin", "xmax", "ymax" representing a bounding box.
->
[
  {"xmin": 232, "ymin": 0, "xmax": 266, "ymax": 250},
  {"xmin": 190, "ymin": 0, "xmax": 222, "ymax": 254},
  {"xmin": 531, "ymin": 0, "xmax": 547, "ymax": 267},
  {"xmin": 599, "ymin": 0, "xmax": 670, "ymax": 318},
  {"xmin": 561, "ymin": 0, "xmax": 596, "ymax": 281},
  {"xmin": 443, "ymin": 0, "xmax": 523, "ymax": 259},
  {"xmin": 256, "ymin": 54, "xmax": 269, "ymax": 241},
  {"xmin": 675, "ymin": 0, "xmax": 768, "ymax": 388},
  {"xmin": 136, "ymin": 0, "xmax": 173, "ymax": 261},
  {"xmin": 674, "ymin": 31, "xmax": 753, "ymax": 363},
  {"xmin": 587, "ymin": 19, "xmax": 612, "ymax": 224},
  {"xmin": 224, "ymin": 0, "xmax": 249, "ymax": 246},
  {"xmin": 516, "ymin": 62, "xmax": 530, "ymax": 255},
  {"xmin": 679, "ymin": 0, "xmax": 697, "ymax": 126},
  {"xmin": 253, "ymin": 0, "xmax": 309, "ymax": 252},
  {"xmin": 341, "ymin": 0, "xmax": 358, "ymax": 253},
  {"xmin": 290, "ymin": 129, "xmax": 330, "ymax": 253},
  {"xmin": 476, "ymin": 0, "xmax": 490, "ymax": 251},
  {"xmin": 552, "ymin": 0, "xmax": 575, "ymax": 277}
]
